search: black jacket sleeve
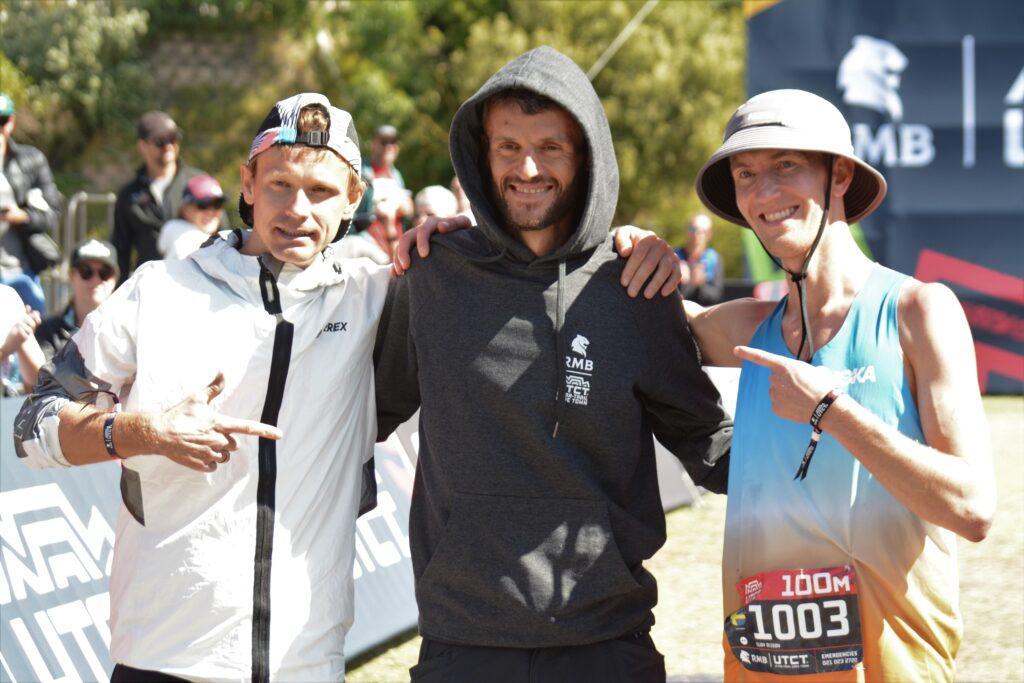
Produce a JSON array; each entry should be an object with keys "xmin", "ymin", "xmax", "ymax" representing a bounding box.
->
[
  {"xmin": 20, "ymin": 147, "xmax": 61, "ymax": 236},
  {"xmin": 634, "ymin": 291, "xmax": 732, "ymax": 494},
  {"xmin": 372, "ymin": 272, "xmax": 421, "ymax": 442},
  {"xmin": 110, "ymin": 189, "xmax": 134, "ymax": 283}
]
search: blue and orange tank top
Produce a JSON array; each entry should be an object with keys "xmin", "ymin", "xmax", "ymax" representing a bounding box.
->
[{"xmin": 723, "ymin": 264, "xmax": 960, "ymax": 682}]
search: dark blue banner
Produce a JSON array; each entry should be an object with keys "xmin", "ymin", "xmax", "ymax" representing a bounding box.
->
[{"xmin": 747, "ymin": 0, "xmax": 1024, "ymax": 393}]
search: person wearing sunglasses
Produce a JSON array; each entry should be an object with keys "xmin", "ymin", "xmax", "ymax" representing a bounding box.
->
[
  {"xmin": 675, "ymin": 213, "xmax": 724, "ymax": 307},
  {"xmin": 34, "ymin": 239, "xmax": 119, "ymax": 361},
  {"xmin": 110, "ymin": 111, "xmax": 227, "ymax": 284},
  {"xmin": 158, "ymin": 173, "xmax": 228, "ymax": 260}
]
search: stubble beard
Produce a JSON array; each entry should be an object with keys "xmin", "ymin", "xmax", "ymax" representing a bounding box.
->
[{"xmin": 494, "ymin": 175, "xmax": 582, "ymax": 234}]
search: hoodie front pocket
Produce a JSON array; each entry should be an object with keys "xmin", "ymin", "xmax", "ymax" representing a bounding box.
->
[{"xmin": 417, "ymin": 492, "xmax": 643, "ymax": 642}]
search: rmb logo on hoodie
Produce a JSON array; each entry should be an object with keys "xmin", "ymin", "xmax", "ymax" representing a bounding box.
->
[{"xmin": 565, "ymin": 334, "xmax": 593, "ymax": 406}]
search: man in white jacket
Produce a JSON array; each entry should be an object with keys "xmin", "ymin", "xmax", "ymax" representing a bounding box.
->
[{"xmin": 13, "ymin": 93, "xmax": 392, "ymax": 682}]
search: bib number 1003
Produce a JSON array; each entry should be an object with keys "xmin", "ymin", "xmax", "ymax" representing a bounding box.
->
[{"xmin": 746, "ymin": 599, "xmax": 849, "ymax": 641}]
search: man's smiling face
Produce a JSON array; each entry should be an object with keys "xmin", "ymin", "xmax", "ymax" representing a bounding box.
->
[
  {"xmin": 730, "ymin": 149, "xmax": 851, "ymax": 262},
  {"xmin": 484, "ymin": 100, "xmax": 584, "ymax": 235}
]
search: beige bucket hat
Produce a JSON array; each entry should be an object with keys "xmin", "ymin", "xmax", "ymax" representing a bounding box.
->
[{"xmin": 695, "ymin": 89, "xmax": 887, "ymax": 227}]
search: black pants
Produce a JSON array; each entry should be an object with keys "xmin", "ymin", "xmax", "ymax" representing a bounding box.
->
[
  {"xmin": 110, "ymin": 664, "xmax": 190, "ymax": 683},
  {"xmin": 410, "ymin": 631, "xmax": 666, "ymax": 683}
]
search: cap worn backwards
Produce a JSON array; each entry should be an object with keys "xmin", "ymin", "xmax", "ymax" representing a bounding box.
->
[{"xmin": 247, "ymin": 92, "xmax": 361, "ymax": 172}]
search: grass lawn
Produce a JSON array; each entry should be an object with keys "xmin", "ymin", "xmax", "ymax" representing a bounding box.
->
[{"xmin": 348, "ymin": 396, "xmax": 1023, "ymax": 682}]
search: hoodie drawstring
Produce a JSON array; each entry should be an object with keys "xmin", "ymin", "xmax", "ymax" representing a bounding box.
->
[{"xmin": 552, "ymin": 258, "xmax": 567, "ymax": 438}]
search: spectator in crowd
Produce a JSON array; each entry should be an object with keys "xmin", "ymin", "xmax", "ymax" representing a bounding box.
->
[
  {"xmin": 374, "ymin": 47, "xmax": 730, "ymax": 681},
  {"xmin": 34, "ymin": 239, "xmax": 118, "ymax": 360},
  {"xmin": 0, "ymin": 92, "xmax": 62, "ymax": 313},
  {"xmin": 450, "ymin": 175, "xmax": 474, "ymax": 221},
  {"xmin": 158, "ymin": 174, "xmax": 226, "ymax": 260},
  {"xmin": 1, "ymin": 283, "xmax": 44, "ymax": 395},
  {"xmin": 353, "ymin": 124, "xmax": 414, "ymax": 256},
  {"xmin": 675, "ymin": 213, "xmax": 723, "ymax": 306},
  {"xmin": 413, "ymin": 184, "xmax": 458, "ymax": 222},
  {"xmin": 110, "ymin": 111, "xmax": 226, "ymax": 283}
]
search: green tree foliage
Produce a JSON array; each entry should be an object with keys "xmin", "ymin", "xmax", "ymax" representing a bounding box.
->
[
  {"xmin": 1, "ymin": 0, "xmax": 747, "ymax": 275},
  {"xmin": 1, "ymin": 1, "xmax": 152, "ymax": 167},
  {"xmin": 317, "ymin": 0, "xmax": 510, "ymax": 191},
  {"xmin": 136, "ymin": 0, "xmax": 313, "ymax": 33}
]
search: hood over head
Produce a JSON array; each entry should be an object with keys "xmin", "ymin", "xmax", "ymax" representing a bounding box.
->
[{"xmin": 449, "ymin": 46, "xmax": 619, "ymax": 264}]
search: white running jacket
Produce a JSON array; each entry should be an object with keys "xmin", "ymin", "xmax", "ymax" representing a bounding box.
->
[{"xmin": 14, "ymin": 232, "xmax": 391, "ymax": 681}]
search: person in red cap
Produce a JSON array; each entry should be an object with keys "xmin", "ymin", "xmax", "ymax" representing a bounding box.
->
[{"xmin": 158, "ymin": 173, "xmax": 227, "ymax": 260}]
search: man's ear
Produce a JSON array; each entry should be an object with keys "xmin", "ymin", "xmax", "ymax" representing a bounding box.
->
[
  {"xmin": 240, "ymin": 163, "xmax": 256, "ymax": 204},
  {"xmin": 339, "ymin": 172, "xmax": 366, "ymax": 220},
  {"xmin": 832, "ymin": 157, "xmax": 856, "ymax": 198},
  {"xmin": 136, "ymin": 139, "xmax": 148, "ymax": 157}
]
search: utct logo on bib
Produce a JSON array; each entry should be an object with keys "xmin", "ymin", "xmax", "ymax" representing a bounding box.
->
[
  {"xmin": 838, "ymin": 35, "xmax": 934, "ymax": 168},
  {"xmin": 564, "ymin": 333, "xmax": 593, "ymax": 406}
]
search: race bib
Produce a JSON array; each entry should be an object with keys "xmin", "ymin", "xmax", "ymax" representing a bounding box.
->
[{"xmin": 725, "ymin": 566, "xmax": 863, "ymax": 676}]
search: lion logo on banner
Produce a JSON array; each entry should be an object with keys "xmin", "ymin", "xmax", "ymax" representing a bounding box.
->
[
  {"xmin": 571, "ymin": 334, "xmax": 590, "ymax": 357},
  {"xmin": 837, "ymin": 35, "xmax": 909, "ymax": 121}
]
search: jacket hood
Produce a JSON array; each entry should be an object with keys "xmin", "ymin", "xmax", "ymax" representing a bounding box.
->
[{"xmin": 449, "ymin": 46, "xmax": 619, "ymax": 265}]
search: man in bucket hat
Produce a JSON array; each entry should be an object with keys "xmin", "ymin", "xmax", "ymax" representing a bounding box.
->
[
  {"xmin": 14, "ymin": 92, "xmax": 391, "ymax": 682},
  {"xmin": 684, "ymin": 89, "xmax": 994, "ymax": 680}
]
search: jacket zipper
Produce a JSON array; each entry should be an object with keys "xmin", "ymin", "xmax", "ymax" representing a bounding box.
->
[{"xmin": 251, "ymin": 262, "xmax": 294, "ymax": 683}]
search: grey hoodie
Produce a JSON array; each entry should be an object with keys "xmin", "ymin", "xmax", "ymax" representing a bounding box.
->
[{"xmin": 374, "ymin": 46, "xmax": 732, "ymax": 648}]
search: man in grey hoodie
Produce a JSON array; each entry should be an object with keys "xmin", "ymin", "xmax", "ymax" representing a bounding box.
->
[{"xmin": 374, "ymin": 47, "xmax": 732, "ymax": 681}]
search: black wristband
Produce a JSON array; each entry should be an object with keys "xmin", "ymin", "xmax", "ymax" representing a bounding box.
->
[
  {"xmin": 103, "ymin": 414, "xmax": 121, "ymax": 459},
  {"xmin": 794, "ymin": 388, "xmax": 844, "ymax": 481},
  {"xmin": 809, "ymin": 388, "xmax": 844, "ymax": 430}
]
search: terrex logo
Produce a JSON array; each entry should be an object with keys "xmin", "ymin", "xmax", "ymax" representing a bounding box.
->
[
  {"xmin": 838, "ymin": 35, "xmax": 908, "ymax": 121},
  {"xmin": 571, "ymin": 334, "xmax": 590, "ymax": 356},
  {"xmin": 316, "ymin": 321, "xmax": 348, "ymax": 338}
]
